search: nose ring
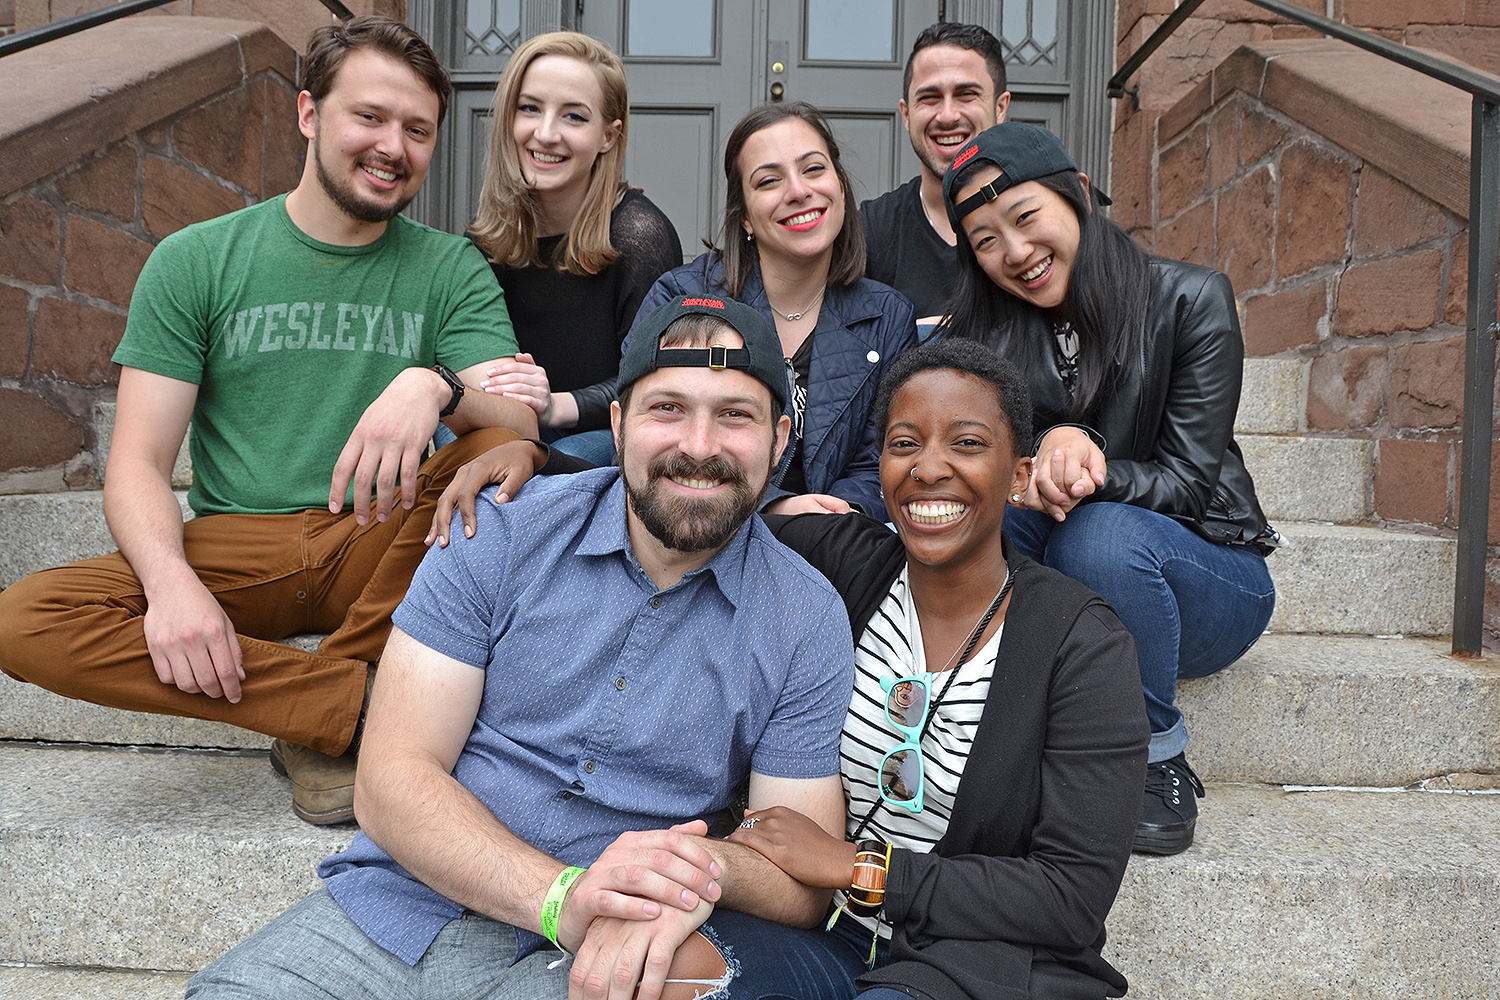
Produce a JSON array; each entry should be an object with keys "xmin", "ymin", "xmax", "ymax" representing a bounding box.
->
[{"xmin": 911, "ymin": 468, "xmax": 922, "ymax": 482}]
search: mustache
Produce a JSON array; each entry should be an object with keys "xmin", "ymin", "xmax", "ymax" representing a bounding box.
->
[{"xmin": 646, "ymin": 453, "xmax": 747, "ymax": 487}]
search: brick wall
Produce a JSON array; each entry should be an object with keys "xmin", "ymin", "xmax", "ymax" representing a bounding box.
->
[
  {"xmin": 0, "ymin": 19, "xmax": 303, "ymax": 493},
  {"xmin": 14, "ymin": 0, "xmax": 404, "ymax": 52},
  {"xmin": 1121, "ymin": 29, "xmax": 1499, "ymax": 636}
]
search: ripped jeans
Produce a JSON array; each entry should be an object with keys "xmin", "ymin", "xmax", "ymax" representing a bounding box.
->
[{"xmin": 684, "ymin": 909, "xmax": 885, "ymax": 1000}]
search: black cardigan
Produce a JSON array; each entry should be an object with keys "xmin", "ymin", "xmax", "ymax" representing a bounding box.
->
[{"xmin": 766, "ymin": 512, "xmax": 1150, "ymax": 1000}]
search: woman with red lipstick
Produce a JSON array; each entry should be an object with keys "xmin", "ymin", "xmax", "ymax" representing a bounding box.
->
[
  {"xmin": 938, "ymin": 122, "xmax": 1278, "ymax": 857},
  {"xmin": 628, "ymin": 102, "xmax": 917, "ymax": 515},
  {"xmin": 466, "ymin": 32, "xmax": 681, "ymax": 464}
]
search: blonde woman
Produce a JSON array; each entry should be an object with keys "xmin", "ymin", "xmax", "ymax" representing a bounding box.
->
[{"xmin": 470, "ymin": 31, "xmax": 681, "ymax": 463}]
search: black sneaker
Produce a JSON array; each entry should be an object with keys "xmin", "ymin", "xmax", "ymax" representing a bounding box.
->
[{"xmin": 1133, "ymin": 753, "xmax": 1206, "ymax": 855}]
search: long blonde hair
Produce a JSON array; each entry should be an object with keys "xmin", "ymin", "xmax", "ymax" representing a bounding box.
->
[{"xmin": 469, "ymin": 32, "xmax": 629, "ymax": 275}]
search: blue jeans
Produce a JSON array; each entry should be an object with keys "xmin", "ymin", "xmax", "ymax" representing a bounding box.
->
[
  {"xmin": 697, "ymin": 909, "xmax": 884, "ymax": 999},
  {"xmin": 1004, "ymin": 502, "xmax": 1275, "ymax": 762},
  {"xmin": 187, "ymin": 889, "xmax": 571, "ymax": 999}
]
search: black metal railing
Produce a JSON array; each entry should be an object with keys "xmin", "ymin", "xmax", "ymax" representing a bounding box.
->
[
  {"xmin": 1111, "ymin": 0, "xmax": 1499, "ymax": 657},
  {"xmin": 0, "ymin": 0, "xmax": 354, "ymax": 59}
]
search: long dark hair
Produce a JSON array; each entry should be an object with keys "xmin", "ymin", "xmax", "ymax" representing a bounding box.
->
[
  {"xmin": 713, "ymin": 102, "xmax": 866, "ymax": 298},
  {"xmin": 937, "ymin": 165, "xmax": 1150, "ymax": 420}
]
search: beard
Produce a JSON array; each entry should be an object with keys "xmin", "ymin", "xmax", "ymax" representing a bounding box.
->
[
  {"xmin": 313, "ymin": 128, "xmax": 414, "ymax": 225},
  {"xmin": 623, "ymin": 450, "xmax": 769, "ymax": 554}
]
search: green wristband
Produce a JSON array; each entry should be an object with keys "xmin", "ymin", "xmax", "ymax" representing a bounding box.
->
[{"xmin": 540, "ymin": 866, "xmax": 587, "ymax": 950}]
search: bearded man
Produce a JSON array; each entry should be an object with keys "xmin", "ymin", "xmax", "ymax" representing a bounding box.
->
[{"xmin": 187, "ymin": 295, "xmax": 855, "ymax": 1000}]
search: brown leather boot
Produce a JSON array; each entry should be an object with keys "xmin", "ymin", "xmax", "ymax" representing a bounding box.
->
[
  {"xmin": 268, "ymin": 668, "xmax": 374, "ymax": 825},
  {"xmin": 269, "ymin": 739, "xmax": 357, "ymax": 825}
]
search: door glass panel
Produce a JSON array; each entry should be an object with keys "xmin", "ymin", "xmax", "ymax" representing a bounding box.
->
[
  {"xmin": 464, "ymin": 0, "xmax": 521, "ymax": 57},
  {"xmin": 626, "ymin": 0, "xmax": 715, "ymax": 57},
  {"xmin": 805, "ymin": 0, "xmax": 894, "ymax": 62},
  {"xmin": 1002, "ymin": 0, "xmax": 1059, "ymax": 66}
]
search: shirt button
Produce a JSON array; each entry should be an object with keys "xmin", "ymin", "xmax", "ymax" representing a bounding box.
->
[
  {"xmin": 651, "ymin": 596, "xmax": 662, "ymax": 609},
  {"xmin": 615, "ymin": 677, "xmax": 627, "ymax": 690},
  {"xmin": 584, "ymin": 760, "xmax": 595, "ymax": 773},
  {"xmin": 867, "ymin": 350, "xmax": 879, "ymax": 364}
]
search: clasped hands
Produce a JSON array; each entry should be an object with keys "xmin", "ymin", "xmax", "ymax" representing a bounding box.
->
[
  {"xmin": 1019, "ymin": 426, "xmax": 1107, "ymax": 521},
  {"xmin": 554, "ymin": 821, "xmax": 722, "ymax": 1000}
]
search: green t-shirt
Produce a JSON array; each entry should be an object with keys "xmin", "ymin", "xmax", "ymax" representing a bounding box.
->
[{"xmin": 112, "ymin": 197, "xmax": 516, "ymax": 515}]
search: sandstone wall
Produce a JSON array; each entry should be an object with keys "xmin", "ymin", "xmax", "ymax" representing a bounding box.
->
[
  {"xmin": 0, "ymin": 18, "xmax": 304, "ymax": 493},
  {"xmin": 14, "ymin": 0, "xmax": 403, "ymax": 53},
  {"xmin": 1119, "ymin": 32, "xmax": 1499, "ymax": 634}
]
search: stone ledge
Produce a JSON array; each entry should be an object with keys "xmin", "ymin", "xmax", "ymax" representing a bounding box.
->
[
  {"xmin": 1159, "ymin": 38, "xmax": 1488, "ymax": 217},
  {"xmin": 1268, "ymin": 522, "xmax": 1455, "ymax": 635},
  {"xmin": 0, "ymin": 965, "xmax": 191, "ymax": 1000},
  {"xmin": 0, "ymin": 17, "xmax": 296, "ymax": 200},
  {"xmin": 1181, "ymin": 633, "xmax": 1499, "ymax": 785},
  {"xmin": 1239, "ymin": 434, "xmax": 1370, "ymax": 523}
]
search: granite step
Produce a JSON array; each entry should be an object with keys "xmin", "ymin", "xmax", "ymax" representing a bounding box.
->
[
  {"xmin": 0, "ymin": 491, "xmax": 191, "ymax": 589},
  {"xmin": 0, "ymin": 744, "xmax": 351, "ymax": 972},
  {"xmin": 1179, "ymin": 634, "xmax": 1499, "ymax": 785},
  {"xmin": 4, "ymin": 743, "xmax": 1498, "ymax": 997},
  {"xmin": 0, "ymin": 964, "xmax": 191, "ymax": 1000},
  {"xmin": 1266, "ymin": 522, "xmax": 1454, "ymax": 635},
  {"xmin": 1105, "ymin": 782, "xmax": 1500, "ymax": 999},
  {"xmin": 1239, "ymin": 434, "xmax": 1369, "ymax": 524},
  {"xmin": 4, "ymin": 632, "xmax": 1492, "ymax": 791},
  {"xmin": 1236, "ymin": 357, "xmax": 1303, "ymax": 436}
]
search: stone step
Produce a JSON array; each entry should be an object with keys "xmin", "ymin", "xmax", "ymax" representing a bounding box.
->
[
  {"xmin": 1179, "ymin": 633, "xmax": 1498, "ymax": 785},
  {"xmin": 1267, "ymin": 522, "xmax": 1454, "ymax": 635},
  {"xmin": 0, "ymin": 491, "xmax": 191, "ymax": 589},
  {"xmin": 1236, "ymin": 357, "xmax": 1303, "ymax": 436},
  {"xmin": 0, "ymin": 744, "xmax": 351, "ymax": 972},
  {"xmin": 4, "ymin": 744, "xmax": 1498, "ymax": 997},
  {"xmin": 1239, "ymin": 433, "xmax": 1369, "ymax": 523},
  {"xmin": 0, "ymin": 635, "xmax": 321, "ymax": 750},
  {"xmin": 0, "ymin": 965, "xmax": 190, "ymax": 1000},
  {"xmin": 1106, "ymin": 782, "xmax": 1500, "ymax": 999}
]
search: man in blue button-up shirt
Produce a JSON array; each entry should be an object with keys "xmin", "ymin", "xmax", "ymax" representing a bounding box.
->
[{"xmin": 191, "ymin": 297, "xmax": 856, "ymax": 1000}]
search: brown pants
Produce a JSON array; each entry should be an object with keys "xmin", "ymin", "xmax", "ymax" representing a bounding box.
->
[{"xmin": 0, "ymin": 428, "xmax": 518, "ymax": 755}]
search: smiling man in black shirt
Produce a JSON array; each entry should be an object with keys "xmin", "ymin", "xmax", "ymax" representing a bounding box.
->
[{"xmin": 859, "ymin": 22, "xmax": 1010, "ymax": 324}]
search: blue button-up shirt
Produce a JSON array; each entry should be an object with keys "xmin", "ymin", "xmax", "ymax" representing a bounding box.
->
[{"xmin": 319, "ymin": 468, "xmax": 854, "ymax": 965}]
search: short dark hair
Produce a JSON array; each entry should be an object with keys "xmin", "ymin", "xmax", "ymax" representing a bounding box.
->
[
  {"xmin": 873, "ymin": 338, "xmax": 1033, "ymax": 455},
  {"xmin": 903, "ymin": 22, "xmax": 1008, "ymax": 102},
  {"xmin": 716, "ymin": 101, "xmax": 866, "ymax": 298},
  {"xmin": 302, "ymin": 15, "xmax": 451, "ymax": 127}
]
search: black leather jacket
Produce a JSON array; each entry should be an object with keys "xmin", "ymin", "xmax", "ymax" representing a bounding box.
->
[{"xmin": 976, "ymin": 257, "xmax": 1274, "ymax": 549}]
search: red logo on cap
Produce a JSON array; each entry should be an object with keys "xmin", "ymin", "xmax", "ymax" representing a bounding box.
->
[
  {"xmin": 681, "ymin": 297, "xmax": 725, "ymax": 309},
  {"xmin": 952, "ymin": 144, "xmax": 978, "ymax": 170}
]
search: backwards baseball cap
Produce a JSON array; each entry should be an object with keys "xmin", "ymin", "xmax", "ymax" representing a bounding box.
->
[
  {"xmin": 941, "ymin": 122, "xmax": 1109, "ymax": 229},
  {"xmin": 618, "ymin": 294, "xmax": 790, "ymax": 411}
]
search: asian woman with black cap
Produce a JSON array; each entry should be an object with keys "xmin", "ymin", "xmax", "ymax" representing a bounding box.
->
[{"xmin": 937, "ymin": 122, "xmax": 1279, "ymax": 857}]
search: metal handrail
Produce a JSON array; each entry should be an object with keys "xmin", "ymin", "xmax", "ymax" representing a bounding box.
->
[
  {"xmin": 1111, "ymin": 0, "xmax": 1499, "ymax": 657},
  {"xmin": 0, "ymin": 0, "xmax": 354, "ymax": 59}
]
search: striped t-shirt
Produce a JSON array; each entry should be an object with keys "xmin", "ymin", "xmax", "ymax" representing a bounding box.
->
[{"xmin": 837, "ymin": 566, "xmax": 1001, "ymax": 938}]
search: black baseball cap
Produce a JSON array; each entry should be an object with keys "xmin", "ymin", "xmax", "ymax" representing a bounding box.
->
[
  {"xmin": 618, "ymin": 294, "xmax": 790, "ymax": 411},
  {"xmin": 941, "ymin": 122, "xmax": 1109, "ymax": 228}
]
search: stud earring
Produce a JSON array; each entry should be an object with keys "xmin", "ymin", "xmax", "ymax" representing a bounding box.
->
[{"xmin": 1010, "ymin": 493, "xmax": 1022, "ymax": 504}]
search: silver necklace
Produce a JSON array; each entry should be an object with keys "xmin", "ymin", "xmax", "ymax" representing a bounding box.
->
[{"xmin": 767, "ymin": 285, "xmax": 825, "ymax": 322}]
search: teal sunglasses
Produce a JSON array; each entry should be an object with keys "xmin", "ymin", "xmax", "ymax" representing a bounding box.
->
[{"xmin": 877, "ymin": 674, "xmax": 931, "ymax": 813}]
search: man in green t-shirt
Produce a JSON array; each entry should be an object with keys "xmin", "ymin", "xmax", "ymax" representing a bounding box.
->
[{"xmin": 0, "ymin": 16, "xmax": 537, "ymax": 826}]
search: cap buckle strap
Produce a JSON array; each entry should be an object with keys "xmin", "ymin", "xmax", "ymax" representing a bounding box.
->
[{"xmin": 709, "ymin": 344, "xmax": 729, "ymax": 370}]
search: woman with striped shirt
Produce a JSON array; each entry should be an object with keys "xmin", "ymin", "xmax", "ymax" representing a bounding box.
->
[{"xmin": 722, "ymin": 338, "xmax": 1149, "ymax": 1000}]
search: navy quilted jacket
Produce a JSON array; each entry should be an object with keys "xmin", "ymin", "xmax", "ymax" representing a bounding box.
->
[{"xmin": 627, "ymin": 253, "xmax": 917, "ymax": 516}]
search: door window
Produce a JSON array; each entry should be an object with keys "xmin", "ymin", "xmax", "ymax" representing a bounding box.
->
[
  {"xmin": 804, "ymin": 0, "xmax": 896, "ymax": 63},
  {"xmin": 625, "ymin": 0, "xmax": 716, "ymax": 57}
]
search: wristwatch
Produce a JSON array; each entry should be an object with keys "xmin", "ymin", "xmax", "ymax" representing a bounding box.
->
[{"xmin": 433, "ymin": 364, "xmax": 465, "ymax": 417}]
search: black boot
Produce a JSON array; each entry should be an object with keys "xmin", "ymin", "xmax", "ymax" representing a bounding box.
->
[{"xmin": 1133, "ymin": 752, "xmax": 1205, "ymax": 855}]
